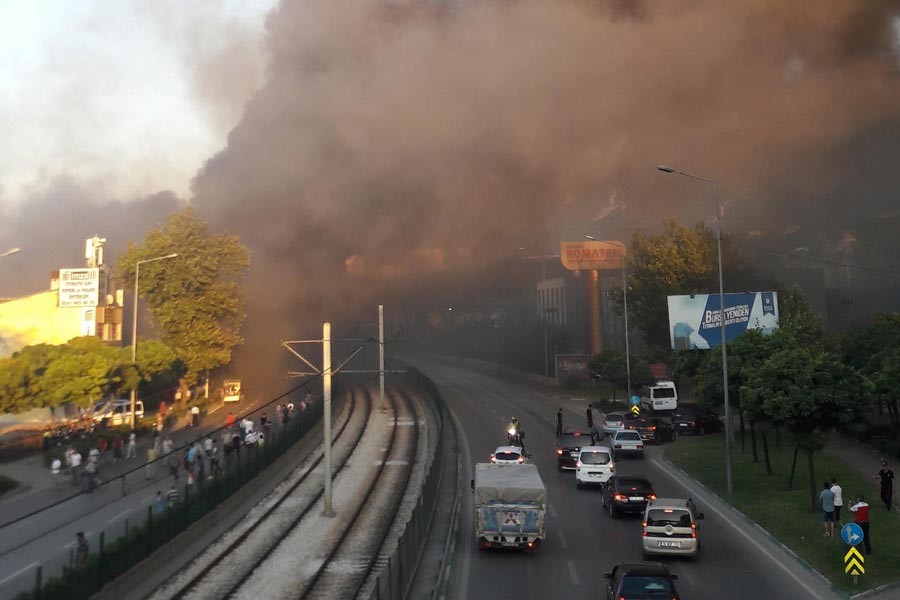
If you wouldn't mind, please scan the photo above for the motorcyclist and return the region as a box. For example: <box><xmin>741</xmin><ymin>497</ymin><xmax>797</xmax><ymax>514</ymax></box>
<box><xmin>507</xmin><ymin>417</ymin><xmax>523</xmax><ymax>446</ymax></box>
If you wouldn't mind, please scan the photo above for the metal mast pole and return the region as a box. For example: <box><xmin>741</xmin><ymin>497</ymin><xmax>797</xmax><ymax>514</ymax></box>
<box><xmin>622</xmin><ymin>257</ymin><xmax>632</xmax><ymax>400</ymax></box>
<box><xmin>379</xmin><ymin>305</ymin><xmax>386</xmax><ymax>411</ymax></box>
<box><xmin>323</xmin><ymin>322</ymin><xmax>333</xmax><ymax>516</ymax></box>
<box><xmin>129</xmin><ymin>263</ymin><xmax>140</xmax><ymax>429</ymax></box>
<box><xmin>714</xmin><ymin>183</ymin><xmax>734</xmax><ymax>495</ymax></box>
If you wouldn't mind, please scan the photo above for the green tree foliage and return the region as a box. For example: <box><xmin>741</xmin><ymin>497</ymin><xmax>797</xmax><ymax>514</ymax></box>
<box><xmin>116</xmin><ymin>208</ymin><xmax>251</xmax><ymax>383</ymax></box>
<box><xmin>0</xmin><ymin>344</ymin><xmax>63</xmax><ymax>413</ymax></box>
<box><xmin>621</xmin><ymin>220</ymin><xmax>763</xmax><ymax>358</ymax></box>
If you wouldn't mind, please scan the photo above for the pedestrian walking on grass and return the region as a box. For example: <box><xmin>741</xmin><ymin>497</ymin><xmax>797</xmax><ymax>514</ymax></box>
<box><xmin>75</xmin><ymin>532</ymin><xmax>89</xmax><ymax>566</ymax></box>
<box><xmin>820</xmin><ymin>481</ymin><xmax>835</xmax><ymax>537</ymax></box>
<box><xmin>556</xmin><ymin>409</ymin><xmax>563</xmax><ymax>437</ymax></box>
<box><xmin>849</xmin><ymin>495</ymin><xmax>872</xmax><ymax>555</ymax></box>
<box><xmin>830</xmin><ymin>477</ymin><xmax>844</xmax><ymax>527</ymax></box>
<box><xmin>586</xmin><ymin>405</ymin><xmax>594</xmax><ymax>430</ymax></box>
<box><xmin>127</xmin><ymin>430</ymin><xmax>137</xmax><ymax>458</ymax></box>
<box><xmin>876</xmin><ymin>461</ymin><xmax>894</xmax><ymax>511</ymax></box>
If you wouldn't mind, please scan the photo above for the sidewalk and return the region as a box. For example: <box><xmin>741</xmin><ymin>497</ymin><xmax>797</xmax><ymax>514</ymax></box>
<box><xmin>824</xmin><ymin>432</ymin><xmax>899</xmax><ymax>511</ymax></box>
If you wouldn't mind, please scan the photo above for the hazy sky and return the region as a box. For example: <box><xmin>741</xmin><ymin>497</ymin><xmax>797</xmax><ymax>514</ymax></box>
<box><xmin>0</xmin><ymin>0</ymin><xmax>276</xmax><ymax>206</ymax></box>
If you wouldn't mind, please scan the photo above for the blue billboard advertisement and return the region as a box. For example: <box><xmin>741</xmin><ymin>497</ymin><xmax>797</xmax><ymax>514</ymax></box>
<box><xmin>667</xmin><ymin>292</ymin><xmax>779</xmax><ymax>350</ymax></box>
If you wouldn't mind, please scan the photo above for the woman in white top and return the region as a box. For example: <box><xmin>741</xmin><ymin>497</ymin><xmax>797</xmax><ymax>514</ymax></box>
<box><xmin>831</xmin><ymin>477</ymin><xmax>844</xmax><ymax>526</ymax></box>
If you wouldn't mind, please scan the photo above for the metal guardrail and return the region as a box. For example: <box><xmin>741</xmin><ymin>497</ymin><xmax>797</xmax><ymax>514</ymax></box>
<box><xmin>364</xmin><ymin>367</ymin><xmax>449</xmax><ymax>600</ymax></box>
<box><xmin>3</xmin><ymin>397</ymin><xmax>324</xmax><ymax>600</ymax></box>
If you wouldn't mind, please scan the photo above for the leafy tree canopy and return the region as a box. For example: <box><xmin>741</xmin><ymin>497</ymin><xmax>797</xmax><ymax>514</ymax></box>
<box><xmin>116</xmin><ymin>208</ymin><xmax>251</xmax><ymax>382</ymax></box>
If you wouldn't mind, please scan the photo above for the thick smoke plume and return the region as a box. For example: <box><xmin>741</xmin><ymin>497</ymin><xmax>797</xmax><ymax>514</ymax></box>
<box><xmin>189</xmin><ymin>0</ymin><xmax>900</xmax><ymax>340</ymax></box>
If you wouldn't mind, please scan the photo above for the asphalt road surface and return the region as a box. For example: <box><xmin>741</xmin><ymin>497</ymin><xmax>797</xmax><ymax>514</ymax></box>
<box><xmin>415</xmin><ymin>359</ymin><xmax>842</xmax><ymax>600</ymax></box>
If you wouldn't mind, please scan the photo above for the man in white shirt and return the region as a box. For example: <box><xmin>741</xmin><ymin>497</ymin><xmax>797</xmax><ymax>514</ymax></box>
<box><xmin>831</xmin><ymin>477</ymin><xmax>844</xmax><ymax>527</ymax></box>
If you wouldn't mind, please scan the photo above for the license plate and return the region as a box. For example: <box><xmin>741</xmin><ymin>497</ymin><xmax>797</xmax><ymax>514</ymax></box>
<box><xmin>629</xmin><ymin>496</ymin><xmax>644</xmax><ymax>501</ymax></box>
<box><xmin>502</xmin><ymin>540</ymin><xmax>518</xmax><ymax>547</ymax></box>
<box><xmin>659</xmin><ymin>541</ymin><xmax>681</xmax><ymax>548</ymax></box>
<box><xmin>590</xmin><ymin>472</ymin><xmax>601</xmax><ymax>477</ymax></box>
<box><xmin>679</xmin><ymin>423</ymin><xmax>689</xmax><ymax>427</ymax></box>
<box><xmin>570</xmin><ymin>452</ymin><xmax>579</xmax><ymax>457</ymax></box>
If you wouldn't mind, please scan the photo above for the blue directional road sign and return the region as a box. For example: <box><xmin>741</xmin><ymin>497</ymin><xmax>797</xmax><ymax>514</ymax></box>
<box><xmin>841</xmin><ymin>523</ymin><xmax>864</xmax><ymax>546</ymax></box>
<box><xmin>630</xmin><ymin>395</ymin><xmax>640</xmax><ymax>406</ymax></box>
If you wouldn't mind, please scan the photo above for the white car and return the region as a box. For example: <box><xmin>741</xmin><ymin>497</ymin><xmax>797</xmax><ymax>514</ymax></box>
<box><xmin>92</xmin><ymin>399</ymin><xmax>145</xmax><ymax>426</ymax></box>
<box><xmin>575</xmin><ymin>445</ymin><xmax>615</xmax><ymax>487</ymax></box>
<box><xmin>490</xmin><ymin>446</ymin><xmax>527</xmax><ymax>465</ymax></box>
<box><xmin>602</xmin><ymin>412</ymin><xmax>626</xmax><ymax>438</ymax></box>
<box><xmin>611</xmin><ymin>430</ymin><xmax>644</xmax><ymax>458</ymax></box>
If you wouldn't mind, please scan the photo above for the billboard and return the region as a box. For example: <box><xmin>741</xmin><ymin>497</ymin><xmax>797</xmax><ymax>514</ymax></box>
<box><xmin>58</xmin><ymin>268</ymin><xmax>100</xmax><ymax>308</ymax></box>
<box><xmin>560</xmin><ymin>241</ymin><xmax>625</xmax><ymax>271</ymax></box>
<box><xmin>556</xmin><ymin>354</ymin><xmax>592</xmax><ymax>381</ymax></box>
<box><xmin>667</xmin><ymin>292</ymin><xmax>779</xmax><ymax>350</ymax></box>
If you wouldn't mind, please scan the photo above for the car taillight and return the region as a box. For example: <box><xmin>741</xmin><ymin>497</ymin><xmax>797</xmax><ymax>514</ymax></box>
<box><xmin>610</xmin><ymin>464</ymin><xmax>615</xmax><ymax>472</ymax></box>
<box><xmin>518</xmin><ymin>456</ymin><xmax>525</xmax><ymax>463</ymax></box>
<box><xmin>642</xmin><ymin>522</ymin><xmax>648</xmax><ymax>536</ymax></box>
<box><xmin>490</xmin><ymin>455</ymin><xmax>495</xmax><ymax>462</ymax></box>
<box><xmin>637</xmin><ymin>445</ymin><xmax>643</xmax><ymax>449</ymax></box>
<box><xmin>614</xmin><ymin>493</ymin><xmax>626</xmax><ymax>501</ymax></box>
<box><xmin>649</xmin><ymin>425</ymin><xmax>656</xmax><ymax>431</ymax></box>
<box><xmin>647</xmin><ymin>494</ymin><xmax>657</xmax><ymax>500</ymax></box>
<box><xmin>692</xmin><ymin>531</ymin><xmax>697</xmax><ymax>539</ymax></box>
<box><xmin>557</xmin><ymin>449</ymin><xmax>563</xmax><ymax>455</ymax></box>
<box><xmin>691</xmin><ymin>421</ymin><xmax>696</xmax><ymax>427</ymax></box>
<box><xmin>575</xmin><ymin>460</ymin><xmax>582</xmax><ymax>468</ymax></box>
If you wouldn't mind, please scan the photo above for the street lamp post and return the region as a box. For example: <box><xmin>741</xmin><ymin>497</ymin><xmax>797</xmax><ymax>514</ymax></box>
<box><xmin>130</xmin><ymin>253</ymin><xmax>178</xmax><ymax>428</ymax></box>
<box><xmin>585</xmin><ymin>237</ymin><xmax>632</xmax><ymax>399</ymax></box>
<box><xmin>657</xmin><ymin>164</ymin><xmax>733</xmax><ymax>494</ymax></box>
<box><xmin>0</xmin><ymin>247</ymin><xmax>21</xmax><ymax>258</ymax></box>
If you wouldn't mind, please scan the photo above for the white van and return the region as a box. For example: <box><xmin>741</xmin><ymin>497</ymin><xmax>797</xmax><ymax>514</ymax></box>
<box><xmin>640</xmin><ymin>381</ymin><xmax>678</xmax><ymax>412</ymax></box>
<box><xmin>93</xmin><ymin>399</ymin><xmax>144</xmax><ymax>426</ymax></box>
<box><xmin>575</xmin><ymin>446</ymin><xmax>615</xmax><ymax>487</ymax></box>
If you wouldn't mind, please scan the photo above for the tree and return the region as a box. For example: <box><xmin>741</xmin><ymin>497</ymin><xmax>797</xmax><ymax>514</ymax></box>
<box><xmin>745</xmin><ymin>344</ymin><xmax>868</xmax><ymax>510</ymax></box>
<box><xmin>590</xmin><ymin>349</ymin><xmax>627</xmax><ymax>401</ymax></box>
<box><xmin>841</xmin><ymin>313</ymin><xmax>900</xmax><ymax>439</ymax></box>
<box><xmin>619</xmin><ymin>220</ymin><xmax>760</xmax><ymax>358</ymax></box>
<box><xmin>116</xmin><ymin>208</ymin><xmax>251</xmax><ymax>383</ymax></box>
<box><xmin>0</xmin><ymin>344</ymin><xmax>65</xmax><ymax>415</ymax></box>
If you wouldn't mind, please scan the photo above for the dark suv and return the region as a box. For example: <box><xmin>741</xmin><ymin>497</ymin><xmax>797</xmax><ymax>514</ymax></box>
<box><xmin>556</xmin><ymin>431</ymin><xmax>598</xmax><ymax>470</ymax></box>
<box><xmin>672</xmin><ymin>404</ymin><xmax>721</xmax><ymax>435</ymax></box>
<box><xmin>601</xmin><ymin>475</ymin><xmax>657</xmax><ymax>518</ymax></box>
<box><xmin>604</xmin><ymin>562</ymin><xmax>680</xmax><ymax>600</ymax></box>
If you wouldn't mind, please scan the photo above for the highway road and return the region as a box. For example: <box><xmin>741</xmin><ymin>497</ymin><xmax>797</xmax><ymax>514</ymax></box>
<box><xmin>415</xmin><ymin>359</ymin><xmax>843</xmax><ymax>600</ymax></box>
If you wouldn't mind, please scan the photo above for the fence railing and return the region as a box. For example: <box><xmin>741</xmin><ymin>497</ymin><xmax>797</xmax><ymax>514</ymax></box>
<box><xmin>365</xmin><ymin>367</ymin><xmax>450</xmax><ymax>600</ymax></box>
<box><xmin>3</xmin><ymin>397</ymin><xmax>324</xmax><ymax>600</ymax></box>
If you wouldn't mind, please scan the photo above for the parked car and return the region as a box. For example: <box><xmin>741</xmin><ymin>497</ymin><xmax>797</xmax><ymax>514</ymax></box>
<box><xmin>601</xmin><ymin>475</ymin><xmax>657</xmax><ymax>518</ymax></box>
<box><xmin>604</xmin><ymin>562</ymin><xmax>680</xmax><ymax>600</ymax></box>
<box><xmin>491</xmin><ymin>446</ymin><xmax>527</xmax><ymax>465</ymax></box>
<box><xmin>556</xmin><ymin>431</ymin><xmax>598</xmax><ymax>470</ymax></box>
<box><xmin>611</xmin><ymin>430</ymin><xmax>644</xmax><ymax>458</ymax></box>
<box><xmin>601</xmin><ymin>412</ymin><xmax>627</xmax><ymax>438</ymax></box>
<box><xmin>642</xmin><ymin>498</ymin><xmax>704</xmax><ymax>560</ymax></box>
<box><xmin>575</xmin><ymin>445</ymin><xmax>615</xmax><ymax>488</ymax></box>
<box><xmin>626</xmin><ymin>417</ymin><xmax>676</xmax><ymax>445</ymax></box>
<box><xmin>672</xmin><ymin>403</ymin><xmax>721</xmax><ymax>435</ymax></box>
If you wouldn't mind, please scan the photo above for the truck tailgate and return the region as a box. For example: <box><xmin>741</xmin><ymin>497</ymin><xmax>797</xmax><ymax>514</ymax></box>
<box><xmin>478</xmin><ymin>506</ymin><xmax>544</xmax><ymax>535</ymax></box>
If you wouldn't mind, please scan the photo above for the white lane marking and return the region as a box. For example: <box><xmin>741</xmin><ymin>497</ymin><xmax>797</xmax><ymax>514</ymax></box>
<box><xmin>0</xmin><ymin>561</ymin><xmax>40</xmax><ymax>586</ymax></box>
<box><xmin>548</xmin><ymin>502</ymin><xmax>557</xmax><ymax>518</ymax></box>
<box><xmin>558</xmin><ymin>530</ymin><xmax>568</xmax><ymax>549</ymax></box>
<box><xmin>108</xmin><ymin>508</ymin><xmax>132</xmax><ymax>524</ymax></box>
<box><xmin>649</xmin><ymin>457</ymin><xmax>826</xmax><ymax>599</ymax></box>
<box><xmin>567</xmin><ymin>559</ymin><xmax>580</xmax><ymax>586</ymax></box>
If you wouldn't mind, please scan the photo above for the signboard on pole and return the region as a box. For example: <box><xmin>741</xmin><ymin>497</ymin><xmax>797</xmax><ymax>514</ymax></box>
<box><xmin>841</xmin><ymin>523</ymin><xmax>864</xmax><ymax>546</ymax></box>
<box><xmin>844</xmin><ymin>546</ymin><xmax>865</xmax><ymax>576</ymax></box>
<box><xmin>556</xmin><ymin>354</ymin><xmax>592</xmax><ymax>382</ymax></box>
<box><xmin>667</xmin><ymin>292</ymin><xmax>779</xmax><ymax>350</ymax></box>
<box><xmin>58</xmin><ymin>268</ymin><xmax>100</xmax><ymax>308</ymax></box>
<box><xmin>560</xmin><ymin>241</ymin><xmax>625</xmax><ymax>271</ymax></box>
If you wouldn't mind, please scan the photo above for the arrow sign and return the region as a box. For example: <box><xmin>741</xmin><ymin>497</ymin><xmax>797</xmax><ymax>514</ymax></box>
<box><xmin>630</xmin><ymin>405</ymin><xmax>641</xmax><ymax>416</ymax></box>
<box><xmin>844</xmin><ymin>546</ymin><xmax>865</xmax><ymax>575</ymax></box>
<box><xmin>841</xmin><ymin>523</ymin><xmax>864</xmax><ymax>546</ymax></box>
<box><xmin>630</xmin><ymin>395</ymin><xmax>640</xmax><ymax>406</ymax></box>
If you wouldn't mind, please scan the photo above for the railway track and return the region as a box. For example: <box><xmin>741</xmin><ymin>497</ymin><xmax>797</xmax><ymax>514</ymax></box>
<box><xmin>157</xmin><ymin>381</ymin><xmax>425</xmax><ymax>600</ymax></box>
<box><xmin>159</xmin><ymin>386</ymin><xmax>370</xmax><ymax>599</ymax></box>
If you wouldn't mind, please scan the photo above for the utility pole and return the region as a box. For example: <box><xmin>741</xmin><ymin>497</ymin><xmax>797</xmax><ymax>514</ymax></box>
<box><xmin>379</xmin><ymin>305</ymin><xmax>386</xmax><ymax>411</ymax></box>
<box><xmin>322</xmin><ymin>322</ymin><xmax>333</xmax><ymax>517</ymax></box>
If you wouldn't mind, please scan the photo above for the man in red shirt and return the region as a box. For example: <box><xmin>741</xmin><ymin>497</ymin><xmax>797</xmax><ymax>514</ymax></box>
<box><xmin>849</xmin><ymin>495</ymin><xmax>872</xmax><ymax>555</ymax></box>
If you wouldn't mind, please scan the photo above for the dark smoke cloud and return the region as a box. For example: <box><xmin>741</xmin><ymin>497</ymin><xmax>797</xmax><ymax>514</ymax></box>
<box><xmin>178</xmin><ymin>0</ymin><xmax>900</xmax><ymax>337</ymax></box>
<box><xmin>0</xmin><ymin>179</ymin><xmax>180</xmax><ymax>297</ymax></box>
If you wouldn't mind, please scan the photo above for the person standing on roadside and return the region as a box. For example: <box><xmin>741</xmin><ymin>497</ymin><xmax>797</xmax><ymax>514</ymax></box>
<box><xmin>556</xmin><ymin>409</ymin><xmax>563</xmax><ymax>437</ymax></box>
<box><xmin>75</xmin><ymin>532</ymin><xmax>89</xmax><ymax>566</ymax></box>
<box><xmin>831</xmin><ymin>477</ymin><xmax>844</xmax><ymax>527</ymax></box>
<box><xmin>153</xmin><ymin>491</ymin><xmax>166</xmax><ymax>514</ymax></box>
<box><xmin>820</xmin><ymin>481</ymin><xmax>835</xmax><ymax>537</ymax></box>
<box><xmin>226</xmin><ymin>411</ymin><xmax>235</xmax><ymax>429</ymax></box>
<box><xmin>146</xmin><ymin>444</ymin><xmax>158</xmax><ymax>480</ymax></box>
<box><xmin>127</xmin><ymin>430</ymin><xmax>137</xmax><ymax>458</ymax></box>
<box><xmin>849</xmin><ymin>495</ymin><xmax>872</xmax><ymax>555</ymax></box>
<box><xmin>112</xmin><ymin>433</ymin><xmax>123</xmax><ymax>464</ymax></box>
<box><xmin>586</xmin><ymin>404</ymin><xmax>594</xmax><ymax>429</ymax></box>
<box><xmin>876</xmin><ymin>461</ymin><xmax>894</xmax><ymax>511</ymax></box>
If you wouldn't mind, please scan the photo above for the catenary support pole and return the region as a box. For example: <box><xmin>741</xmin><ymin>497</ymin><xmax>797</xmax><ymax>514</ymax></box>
<box><xmin>379</xmin><ymin>305</ymin><xmax>386</xmax><ymax>411</ymax></box>
<box><xmin>323</xmin><ymin>322</ymin><xmax>333</xmax><ymax>517</ymax></box>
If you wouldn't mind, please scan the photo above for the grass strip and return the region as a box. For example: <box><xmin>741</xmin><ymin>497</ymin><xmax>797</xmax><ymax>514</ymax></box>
<box><xmin>666</xmin><ymin>432</ymin><xmax>900</xmax><ymax>594</ymax></box>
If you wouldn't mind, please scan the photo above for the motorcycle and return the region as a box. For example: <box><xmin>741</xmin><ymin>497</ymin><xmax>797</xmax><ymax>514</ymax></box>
<box><xmin>507</xmin><ymin>425</ymin><xmax>525</xmax><ymax>448</ymax></box>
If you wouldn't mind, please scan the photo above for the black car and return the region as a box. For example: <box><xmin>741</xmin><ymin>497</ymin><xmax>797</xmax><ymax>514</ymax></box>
<box><xmin>672</xmin><ymin>403</ymin><xmax>721</xmax><ymax>435</ymax></box>
<box><xmin>625</xmin><ymin>417</ymin><xmax>676</xmax><ymax>445</ymax></box>
<box><xmin>556</xmin><ymin>430</ymin><xmax>598</xmax><ymax>470</ymax></box>
<box><xmin>604</xmin><ymin>562</ymin><xmax>680</xmax><ymax>600</ymax></box>
<box><xmin>601</xmin><ymin>475</ymin><xmax>656</xmax><ymax>518</ymax></box>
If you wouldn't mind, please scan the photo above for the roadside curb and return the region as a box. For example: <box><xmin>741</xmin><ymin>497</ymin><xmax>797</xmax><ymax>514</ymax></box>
<box><xmin>435</xmin><ymin>406</ymin><xmax>463</xmax><ymax>600</ymax></box>
<box><xmin>851</xmin><ymin>580</ymin><xmax>900</xmax><ymax>599</ymax></box>
<box><xmin>658</xmin><ymin>453</ymin><xmax>849</xmax><ymax>596</ymax></box>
